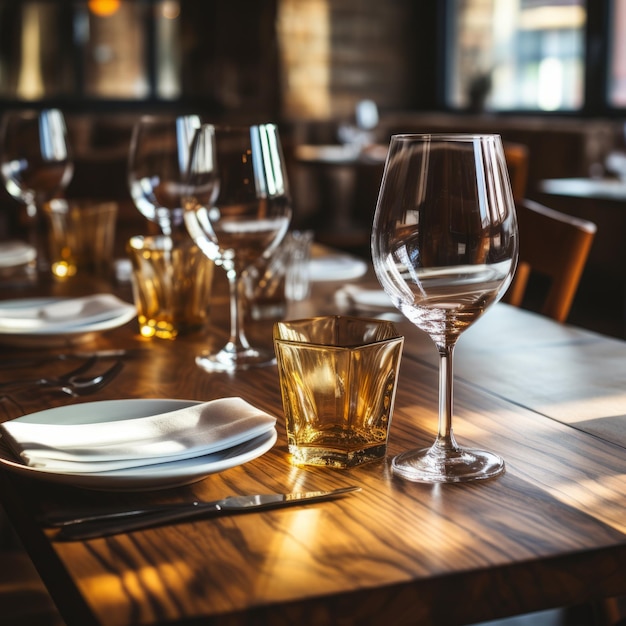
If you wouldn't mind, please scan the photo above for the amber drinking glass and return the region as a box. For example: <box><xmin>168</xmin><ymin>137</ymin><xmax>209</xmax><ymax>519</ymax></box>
<box><xmin>43</xmin><ymin>199</ymin><xmax>118</xmax><ymax>279</ymax></box>
<box><xmin>127</xmin><ymin>235</ymin><xmax>213</xmax><ymax>340</ymax></box>
<box><xmin>274</xmin><ymin>316</ymin><xmax>404</xmax><ymax>468</ymax></box>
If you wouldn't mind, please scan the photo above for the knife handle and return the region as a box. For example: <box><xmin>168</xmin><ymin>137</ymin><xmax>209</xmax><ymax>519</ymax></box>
<box><xmin>41</xmin><ymin>500</ymin><xmax>210</xmax><ymax>527</ymax></box>
<box><xmin>55</xmin><ymin>504</ymin><xmax>221</xmax><ymax>541</ymax></box>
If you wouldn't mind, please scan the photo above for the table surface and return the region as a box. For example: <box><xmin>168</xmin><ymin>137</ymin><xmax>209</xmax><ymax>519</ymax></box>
<box><xmin>538</xmin><ymin>177</ymin><xmax>626</xmax><ymax>202</ymax></box>
<box><xmin>1</xmin><ymin>259</ymin><xmax>626</xmax><ymax>626</ymax></box>
<box><xmin>294</xmin><ymin>143</ymin><xmax>388</xmax><ymax>166</ymax></box>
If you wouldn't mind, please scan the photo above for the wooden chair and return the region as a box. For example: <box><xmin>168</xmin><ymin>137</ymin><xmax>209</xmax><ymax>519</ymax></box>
<box><xmin>505</xmin><ymin>198</ymin><xmax>597</xmax><ymax>323</ymax></box>
<box><xmin>503</xmin><ymin>141</ymin><xmax>529</xmax><ymax>201</ymax></box>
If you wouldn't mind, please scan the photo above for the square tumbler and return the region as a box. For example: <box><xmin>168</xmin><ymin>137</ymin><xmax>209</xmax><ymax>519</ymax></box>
<box><xmin>274</xmin><ymin>316</ymin><xmax>404</xmax><ymax>468</ymax></box>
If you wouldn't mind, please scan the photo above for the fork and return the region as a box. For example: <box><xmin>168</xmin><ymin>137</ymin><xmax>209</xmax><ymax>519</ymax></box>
<box><xmin>0</xmin><ymin>359</ymin><xmax>124</xmax><ymax>415</ymax></box>
<box><xmin>0</xmin><ymin>357</ymin><xmax>99</xmax><ymax>392</ymax></box>
<box><xmin>0</xmin><ymin>357</ymin><xmax>122</xmax><ymax>395</ymax></box>
<box><xmin>44</xmin><ymin>359</ymin><xmax>124</xmax><ymax>397</ymax></box>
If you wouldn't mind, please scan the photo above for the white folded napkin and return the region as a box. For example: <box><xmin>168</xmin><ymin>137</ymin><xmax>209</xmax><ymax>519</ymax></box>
<box><xmin>0</xmin><ymin>397</ymin><xmax>277</xmax><ymax>474</ymax></box>
<box><xmin>0</xmin><ymin>294</ymin><xmax>135</xmax><ymax>331</ymax></box>
<box><xmin>335</xmin><ymin>285</ymin><xmax>394</xmax><ymax>312</ymax></box>
<box><xmin>309</xmin><ymin>255</ymin><xmax>367</xmax><ymax>282</ymax></box>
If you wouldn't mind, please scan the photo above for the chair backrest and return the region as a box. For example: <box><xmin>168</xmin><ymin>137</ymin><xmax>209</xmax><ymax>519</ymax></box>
<box><xmin>503</xmin><ymin>142</ymin><xmax>529</xmax><ymax>201</ymax></box>
<box><xmin>505</xmin><ymin>198</ymin><xmax>597</xmax><ymax>322</ymax></box>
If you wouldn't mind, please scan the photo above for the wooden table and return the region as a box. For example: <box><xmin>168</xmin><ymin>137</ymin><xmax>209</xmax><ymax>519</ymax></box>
<box><xmin>1</xmin><ymin>265</ymin><xmax>626</xmax><ymax>626</ymax></box>
<box><xmin>538</xmin><ymin>177</ymin><xmax>626</xmax><ymax>202</ymax></box>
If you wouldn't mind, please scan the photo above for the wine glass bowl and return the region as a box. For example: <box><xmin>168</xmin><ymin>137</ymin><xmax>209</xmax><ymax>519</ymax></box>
<box><xmin>128</xmin><ymin>114</ymin><xmax>203</xmax><ymax>236</ymax></box>
<box><xmin>185</xmin><ymin>123</ymin><xmax>291</xmax><ymax>372</ymax></box>
<box><xmin>0</xmin><ymin>109</ymin><xmax>73</xmax><ymax>268</ymax></box>
<box><xmin>372</xmin><ymin>134</ymin><xmax>518</xmax><ymax>483</ymax></box>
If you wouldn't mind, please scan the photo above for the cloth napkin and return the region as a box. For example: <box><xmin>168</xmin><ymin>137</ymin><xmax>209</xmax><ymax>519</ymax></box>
<box><xmin>309</xmin><ymin>255</ymin><xmax>367</xmax><ymax>282</ymax></box>
<box><xmin>335</xmin><ymin>285</ymin><xmax>394</xmax><ymax>312</ymax></box>
<box><xmin>0</xmin><ymin>398</ymin><xmax>277</xmax><ymax>474</ymax></box>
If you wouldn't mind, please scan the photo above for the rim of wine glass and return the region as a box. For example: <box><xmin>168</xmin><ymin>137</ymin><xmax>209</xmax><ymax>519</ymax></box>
<box><xmin>133</xmin><ymin>118</ymin><xmax>280</xmax><ymax>131</ymax></box>
<box><xmin>210</xmin><ymin>122</ymin><xmax>280</xmax><ymax>132</ymax></box>
<box><xmin>390</xmin><ymin>133</ymin><xmax>503</xmax><ymax>142</ymax></box>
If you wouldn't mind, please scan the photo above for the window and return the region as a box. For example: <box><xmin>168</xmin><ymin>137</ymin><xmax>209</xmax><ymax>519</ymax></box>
<box><xmin>0</xmin><ymin>0</ymin><xmax>181</xmax><ymax>102</ymax></box>
<box><xmin>447</xmin><ymin>0</ymin><xmax>586</xmax><ymax>112</ymax></box>
<box><xmin>79</xmin><ymin>2</ymin><xmax>150</xmax><ymax>99</ymax></box>
<box><xmin>608</xmin><ymin>0</ymin><xmax>626</xmax><ymax>107</ymax></box>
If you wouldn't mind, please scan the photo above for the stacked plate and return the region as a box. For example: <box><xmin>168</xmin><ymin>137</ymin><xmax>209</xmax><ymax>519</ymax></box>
<box><xmin>0</xmin><ymin>398</ymin><xmax>278</xmax><ymax>491</ymax></box>
<box><xmin>0</xmin><ymin>241</ymin><xmax>37</xmax><ymax>284</ymax></box>
<box><xmin>0</xmin><ymin>293</ymin><xmax>136</xmax><ymax>347</ymax></box>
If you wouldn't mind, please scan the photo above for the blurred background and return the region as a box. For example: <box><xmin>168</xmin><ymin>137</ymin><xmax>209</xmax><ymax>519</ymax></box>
<box><xmin>0</xmin><ymin>0</ymin><xmax>624</xmax><ymax>336</ymax></box>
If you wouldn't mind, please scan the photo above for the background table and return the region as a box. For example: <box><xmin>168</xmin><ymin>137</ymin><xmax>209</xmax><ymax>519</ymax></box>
<box><xmin>536</xmin><ymin>177</ymin><xmax>626</xmax><ymax>339</ymax></box>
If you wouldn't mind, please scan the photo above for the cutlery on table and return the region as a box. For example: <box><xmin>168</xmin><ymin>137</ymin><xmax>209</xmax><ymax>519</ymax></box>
<box><xmin>0</xmin><ymin>357</ymin><xmax>98</xmax><ymax>389</ymax></box>
<box><xmin>0</xmin><ymin>349</ymin><xmax>138</xmax><ymax>369</ymax></box>
<box><xmin>45</xmin><ymin>486</ymin><xmax>361</xmax><ymax>541</ymax></box>
<box><xmin>0</xmin><ymin>358</ymin><xmax>123</xmax><ymax>396</ymax></box>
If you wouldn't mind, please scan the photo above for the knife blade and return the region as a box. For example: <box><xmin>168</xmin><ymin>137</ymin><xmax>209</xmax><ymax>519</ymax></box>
<box><xmin>50</xmin><ymin>486</ymin><xmax>361</xmax><ymax>541</ymax></box>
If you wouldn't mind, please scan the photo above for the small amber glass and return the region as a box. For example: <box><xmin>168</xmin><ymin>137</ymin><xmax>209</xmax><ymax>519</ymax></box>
<box><xmin>274</xmin><ymin>316</ymin><xmax>404</xmax><ymax>468</ymax></box>
<box><xmin>127</xmin><ymin>235</ymin><xmax>213</xmax><ymax>339</ymax></box>
<box><xmin>43</xmin><ymin>199</ymin><xmax>118</xmax><ymax>279</ymax></box>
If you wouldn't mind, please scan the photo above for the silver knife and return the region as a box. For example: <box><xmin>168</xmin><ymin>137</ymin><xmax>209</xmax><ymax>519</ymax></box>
<box><xmin>50</xmin><ymin>486</ymin><xmax>361</xmax><ymax>541</ymax></box>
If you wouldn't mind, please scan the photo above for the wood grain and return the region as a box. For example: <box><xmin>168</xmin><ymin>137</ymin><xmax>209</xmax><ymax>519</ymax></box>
<box><xmin>1</xmin><ymin>270</ymin><xmax>626</xmax><ymax>625</ymax></box>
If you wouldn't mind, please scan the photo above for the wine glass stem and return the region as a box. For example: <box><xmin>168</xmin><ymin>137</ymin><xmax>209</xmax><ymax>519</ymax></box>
<box><xmin>436</xmin><ymin>343</ymin><xmax>459</xmax><ymax>452</ymax></box>
<box><xmin>226</xmin><ymin>267</ymin><xmax>252</xmax><ymax>353</ymax></box>
<box><xmin>25</xmin><ymin>203</ymin><xmax>38</xmax><ymax>249</ymax></box>
<box><xmin>25</xmin><ymin>201</ymin><xmax>48</xmax><ymax>272</ymax></box>
<box><xmin>26</xmin><ymin>201</ymin><xmax>37</xmax><ymax>220</ymax></box>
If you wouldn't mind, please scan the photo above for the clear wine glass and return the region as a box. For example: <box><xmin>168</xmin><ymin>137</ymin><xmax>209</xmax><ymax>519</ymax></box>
<box><xmin>184</xmin><ymin>124</ymin><xmax>292</xmax><ymax>372</ymax></box>
<box><xmin>0</xmin><ymin>109</ymin><xmax>74</xmax><ymax>269</ymax></box>
<box><xmin>371</xmin><ymin>134</ymin><xmax>518</xmax><ymax>483</ymax></box>
<box><xmin>128</xmin><ymin>114</ymin><xmax>203</xmax><ymax>237</ymax></box>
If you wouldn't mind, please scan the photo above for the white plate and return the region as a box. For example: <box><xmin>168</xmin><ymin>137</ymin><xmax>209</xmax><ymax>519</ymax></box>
<box><xmin>309</xmin><ymin>255</ymin><xmax>368</xmax><ymax>282</ymax></box>
<box><xmin>0</xmin><ymin>296</ymin><xmax>136</xmax><ymax>347</ymax></box>
<box><xmin>0</xmin><ymin>399</ymin><xmax>277</xmax><ymax>491</ymax></box>
<box><xmin>0</xmin><ymin>241</ymin><xmax>36</xmax><ymax>268</ymax></box>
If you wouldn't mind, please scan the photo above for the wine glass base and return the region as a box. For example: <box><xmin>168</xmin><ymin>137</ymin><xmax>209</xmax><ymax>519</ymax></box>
<box><xmin>391</xmin><ymin>445</ymin><xmax>505</xmax><ymax>483</ymax></box>
<box><xmin>195</xmin><ymin>347</ymin><xmax>276</xmax><ymax>373</ymax></box>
